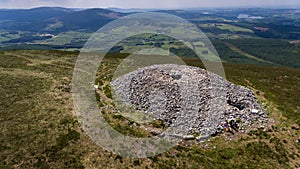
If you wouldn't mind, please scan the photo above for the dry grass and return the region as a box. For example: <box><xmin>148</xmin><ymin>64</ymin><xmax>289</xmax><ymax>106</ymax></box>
<box><xmin>0</xmin><ymin>50</ymin><xmax>299</xmax><ymax>168</ymax></box>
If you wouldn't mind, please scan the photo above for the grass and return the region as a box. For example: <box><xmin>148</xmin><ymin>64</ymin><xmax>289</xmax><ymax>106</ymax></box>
<box><xmin>211</xmin><ymin>40</ymin><xmax>270</xmax><ymax>65</ymax></box>
<box><xmin>227</xmin><ymin>39</ymin><xmax>300</xmax><ymax>68</ymax></box>
<box><xmin>199</xmin><ymin>23</ymin><xmax>254</xmax><ymax>33</ymax></box>
<box><xmin>222</xmin><ymin>63</ymin><xmax>300</xmax><ymax>125</ymax></box>
<box><xmin>34</xmin><ymin>31</ymin><xmax>92</xmax><ymax>46</ymax></box>
<box><xmin>114</xmin><ymin>33</ymin><xmax>225</xmax><ymax>63</ymax></box>
<box><xmin>0</xmin><ymin>31</ymin><xmax>21</xmax><ymax>43</ymax></box>
<box><xmin>223</xmin><ymin>42</ymin><xmax>274</xmax><ymax>64</ymax></box>
<box><xmin>0</xmin><ymin>50</ymin><xmax>299</xmax><ymax>168</ymax></box>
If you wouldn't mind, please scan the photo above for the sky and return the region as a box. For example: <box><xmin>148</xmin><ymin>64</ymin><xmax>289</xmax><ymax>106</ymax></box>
<box><xmin>0</xmin><ymin>0</ymin><xmax>300</xmax><ymax>9</ymax></box>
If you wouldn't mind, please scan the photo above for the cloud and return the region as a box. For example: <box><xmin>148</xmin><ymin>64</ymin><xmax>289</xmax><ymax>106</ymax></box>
<box><xmin>0</xmin><ymin>0</ymin><xmax>300</xmax><ymax>9</ymax></box>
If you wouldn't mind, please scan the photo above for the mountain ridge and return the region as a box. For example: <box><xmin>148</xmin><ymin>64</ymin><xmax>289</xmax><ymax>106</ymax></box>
<box><xmin>0</xmin><ymin>7</ymin><xmax>126</xmax><ymax>32</ymax></box>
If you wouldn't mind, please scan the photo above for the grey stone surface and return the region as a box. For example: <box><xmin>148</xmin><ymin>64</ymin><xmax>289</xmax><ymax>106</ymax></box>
<box><xmin>111</xmin><ymin>64</ymin><xmax>270</xmax><ymax>137</ymax></box>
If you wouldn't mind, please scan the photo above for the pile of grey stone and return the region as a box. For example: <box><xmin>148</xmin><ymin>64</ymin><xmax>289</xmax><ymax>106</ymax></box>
<box><xmin>111</xmin><ymin>64</ymin><xmax>270</xmax><ymax>138</ymax></box>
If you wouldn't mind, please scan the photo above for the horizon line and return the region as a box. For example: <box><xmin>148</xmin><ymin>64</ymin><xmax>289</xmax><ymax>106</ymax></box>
<box><xmin>1</xmin><ymin>6</ymin><xmax>300</xmax><ymax>10</ymax></box>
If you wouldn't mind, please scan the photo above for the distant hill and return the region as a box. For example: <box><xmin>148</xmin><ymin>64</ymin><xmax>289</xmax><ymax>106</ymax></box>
<box><xmin>0</xmin><ymin>7</ymin><xmax>74</xmax><ymax>21</ymax></box>
<box><xmin>108</xmin><ymin>7</ymin><xmax>157</xmax><ymax>13</ymax></box>
<box><xmin>0</xmin><ymin>7</ymin><xmax>215</xmax><ymax>33</ymax></box>
<box><xmin>51</xmin><ymin>8</ymin><xmax>127</xmax><ymax>32</ymax></box>
<box><xmin>0</xmin><ymin>7</ymin><xmax>126</xmax><ymax>33</ymax></box>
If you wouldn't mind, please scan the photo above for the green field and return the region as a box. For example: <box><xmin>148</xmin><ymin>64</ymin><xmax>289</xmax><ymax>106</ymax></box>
<box><xmin>199</xmin><ymin>23</ymin><xmax>254</xmax><ymax>33</ymax></box>
<box><xmin>0</xmin><ymin>31</ymin><xmax>22</xmax><ymax>43</ymax></box>
<box><xmin>1</xmin><ymin>8</ymin><xmax>300</xmax><ymax>168</ymax></box>
<box><xmin>226</xmin><ymin>39</ymin><xmax>300</xmax><ymax>68</ymax></box>
<box><xmin>0</xmin><ymin>50</ymin><xmax>299</xmax><ymax>168</ymax></box>
<box><xmin>34</xmin><ymin>31</ymin><xmax>92</xmax><ymax>46</ymax></box>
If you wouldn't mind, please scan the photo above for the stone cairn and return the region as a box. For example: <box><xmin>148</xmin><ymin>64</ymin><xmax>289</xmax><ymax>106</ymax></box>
<box><xmin>111</xmin><ymin>64</ymin><xmax>270</xmax><ymax>140</ymax></box>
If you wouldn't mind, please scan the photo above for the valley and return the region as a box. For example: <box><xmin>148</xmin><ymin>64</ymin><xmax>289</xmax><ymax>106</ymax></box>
<box><xmin>0</xmin><ymin>6</ymin><xmax>300</xmax><ymax>169</ymax></box>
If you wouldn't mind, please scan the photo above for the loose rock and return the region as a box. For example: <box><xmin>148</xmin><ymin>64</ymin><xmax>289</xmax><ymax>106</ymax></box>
<box><xmin>111</xmin><ymin>64</ymin><xmax>270</xmax><ymax>138</ymax></box>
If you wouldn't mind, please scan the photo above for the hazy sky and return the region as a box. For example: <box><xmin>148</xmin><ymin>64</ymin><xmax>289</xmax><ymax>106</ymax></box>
<box><xmin>1</xmin><ymin>0</ymin><xmax>300</xmax><ymax>9</ymax></box>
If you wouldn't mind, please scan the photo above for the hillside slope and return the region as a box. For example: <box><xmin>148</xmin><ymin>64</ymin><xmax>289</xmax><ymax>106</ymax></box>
<box><xmin>0</xmin><ymin>50</ymin><xmax>299</xmax><ymax>168</ymax></box>
<box><xmin>0</xmin><ymin>8</ymin><xmax>125</xmax><ymax>32</ymax></box>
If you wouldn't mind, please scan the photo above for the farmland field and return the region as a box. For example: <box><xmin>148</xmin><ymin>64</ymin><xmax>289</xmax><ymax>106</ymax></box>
<box><xmin>1</xmin><ymin>6</ymin><xmax>300</xmax><ymax>169</ymax></box>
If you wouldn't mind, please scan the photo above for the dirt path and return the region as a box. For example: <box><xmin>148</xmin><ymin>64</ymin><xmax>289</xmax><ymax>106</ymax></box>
<box><xmin>95</xmin><ymin>88</ymin><xmax>112</xmax><ymax>104</ymax></box>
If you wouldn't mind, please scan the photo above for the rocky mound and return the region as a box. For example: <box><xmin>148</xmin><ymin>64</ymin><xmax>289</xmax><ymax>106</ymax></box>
<box><xmin>111</xmin><ymin>64</ymin><xmax>270</xmax><ymax>137</ymax></box>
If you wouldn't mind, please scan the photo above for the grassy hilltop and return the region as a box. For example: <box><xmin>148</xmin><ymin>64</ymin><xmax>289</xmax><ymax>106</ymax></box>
<box><xmin>0</xmin><ymin>50</ymin><xmax>299</xmax><ymax>168</ymax></box>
